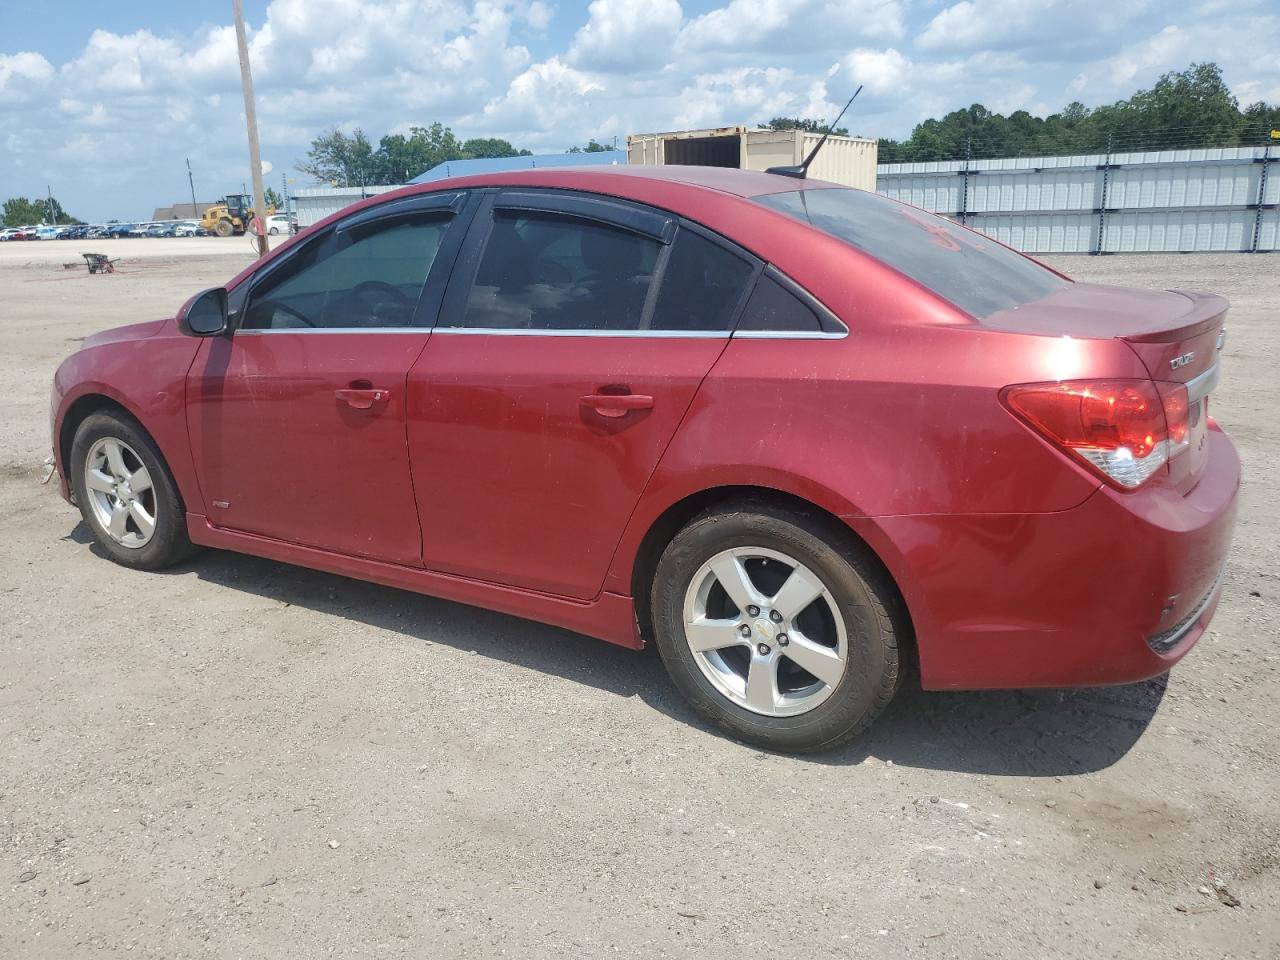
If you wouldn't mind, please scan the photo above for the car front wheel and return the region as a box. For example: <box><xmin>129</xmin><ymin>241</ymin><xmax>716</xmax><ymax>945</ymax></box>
<box><xmin>69</xmin><ymin>412</ymin><xmax>195</xmax><ymax>570</ymax></box>
<box><xmin>652</xmin><ymin>502</ymin><xmax>904</xmax><ymax>753</ymax></box>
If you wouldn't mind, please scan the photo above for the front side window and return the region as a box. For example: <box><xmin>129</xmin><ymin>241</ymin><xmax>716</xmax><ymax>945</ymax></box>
<box><xmin>756</xmin><ymin>188</ymin><xmax>1066</xmax><ymax>318</ymax></box>
<box><xmin>454</xmin><ymin>211</ymin><xmax>660</xmax><ymax>331</ymax></box>
<box><xmin>243</xmin><ymin>216</ymin><xmax>450</xmax><ymax>329</ymax></box>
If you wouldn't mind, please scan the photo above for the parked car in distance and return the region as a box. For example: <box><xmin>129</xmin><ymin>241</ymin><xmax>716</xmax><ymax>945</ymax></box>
<box><xmin>173</xmin><ymin>221</ymin><xmax>200</xmax><ymax>237</ymax></box>
<box><xmin>106</xmin><ymin>223</ymin><xmax>134</xmax><ymax>238</ymax></box>
<box><xmin>0</xmin><ymin>227</ymin><xmax>25</xmax><ymax>241</ymax></box>
<box><xmin>49</xmin><ymin>166</ymin><xmax>1240</xmax><ymax>753</ymax></box>
<box><xmin>85</xmin><ymin>225</ymin><xmax>109</xmax><ymax>239</ymax></box>
<box><xmin>146</xmin><ymin>223</ymin><xmax>176</xmax><ymax>238</ymax></box>
<box><xmin>35</xmin><ymin>225</ymin><xmax>62</xmax><ymax>240</ymax></box>
<box><xmin>265</xmin><ymin>214</ymin><xmax>293</xmax><ymax>236</ymax></box>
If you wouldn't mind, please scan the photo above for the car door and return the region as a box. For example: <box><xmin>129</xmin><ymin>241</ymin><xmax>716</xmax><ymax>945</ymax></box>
<box><xmin>186</xmin><ymin>191</ymin><xmax>473</xmax><ymax>565</ymax></box>
<box><xmin>407</xmin><ymin>190</ymin><xmax>759</xmax><ymax>599</ymax></box>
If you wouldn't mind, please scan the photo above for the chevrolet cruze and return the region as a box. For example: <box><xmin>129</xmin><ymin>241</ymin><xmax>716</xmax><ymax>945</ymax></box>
<box><xmin>50</xmin><ymin>166</ymin><xmax>1240</xmax><ymax>752</ymax></box>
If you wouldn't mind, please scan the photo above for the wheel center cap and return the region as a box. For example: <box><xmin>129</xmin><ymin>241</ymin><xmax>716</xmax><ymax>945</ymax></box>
<box><xmin>752</xmin><ymin>618</ymin><xmax>776</xmax><ymax>644</ymax></box>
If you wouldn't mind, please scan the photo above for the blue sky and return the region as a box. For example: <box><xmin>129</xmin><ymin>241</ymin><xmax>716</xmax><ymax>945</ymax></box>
<box><xmin>3</xmin><ymin>0</ymin><xmax>1278</xmax><ymax>222</ymax></box>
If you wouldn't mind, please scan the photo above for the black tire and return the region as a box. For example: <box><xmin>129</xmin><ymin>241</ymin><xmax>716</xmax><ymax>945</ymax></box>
<box><xmin>651</xmin><ymin>501</ymin><xmax>903</xmax><ymax>753</ymax></box>
<box><xmin>213</xmin><ymin>219</ymin><xmax>234</xmax><ymax>238</ymax></box>
<box><xmin>69</xmin><ymin>411</ymin><xmax>195</xmax><ymax>571</ymax></box>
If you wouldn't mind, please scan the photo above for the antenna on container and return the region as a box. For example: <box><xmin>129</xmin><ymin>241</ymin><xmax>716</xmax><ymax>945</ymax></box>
<box><xmin>766</xmin><ymin>85</ymin><xmax>863</xmax><ymax>179</ymax></box>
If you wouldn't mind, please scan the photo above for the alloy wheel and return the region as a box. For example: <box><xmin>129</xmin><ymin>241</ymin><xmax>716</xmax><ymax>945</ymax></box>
<box><xmin>682</xmin><ymin>546</ymin><xmax>848</xmax><ymax>717</ymax></box>
<box><xmin>83</xmin><ymin>437</ymin><xmax>158</xmax><ymax>549</ymax></box>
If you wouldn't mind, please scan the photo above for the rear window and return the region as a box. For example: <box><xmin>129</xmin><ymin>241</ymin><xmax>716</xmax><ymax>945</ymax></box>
<box><xmin>755</xmin><ymin>189</ymin><xmax>1065</xmax><ymax>318</ymax></box>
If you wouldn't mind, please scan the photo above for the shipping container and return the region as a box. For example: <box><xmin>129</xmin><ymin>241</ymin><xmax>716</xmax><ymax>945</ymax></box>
<box><xmin>627</xmin><ymin>127</ymin><xmax>878</xmax><ymax>189</ymax></box>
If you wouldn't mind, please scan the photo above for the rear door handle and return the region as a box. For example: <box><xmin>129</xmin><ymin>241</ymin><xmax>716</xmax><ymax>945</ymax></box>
<box><xmin>335</xmin><ymin>386</ymin><xmax>391</xmax><ymax>410</ymax></box>
<box><xmin>580</xmin><ymin>392</ymin><xmax>654</xmax><ymax>419</ymax></box>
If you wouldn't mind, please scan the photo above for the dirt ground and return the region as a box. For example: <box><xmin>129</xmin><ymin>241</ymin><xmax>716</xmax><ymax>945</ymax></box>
<box><xmin>1</xmin><ymin>240</ymin><xmax>1277</xmax><ymax>959</ymax></box>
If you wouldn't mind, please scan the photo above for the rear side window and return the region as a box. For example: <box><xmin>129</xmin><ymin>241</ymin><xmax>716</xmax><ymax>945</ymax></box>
<box><xmin>455</xmin><ymin>211</ymin><xmax>660</xmax><ymax>331</ymax></box>
<box><xmin>649</xmin><ymin>228</ymin><xmax>755</xmax><ymax>331</ymax></box>
<box><xmin>755</xmin><ymin>189</ymin><xmax>1065</xmax><ymax>318</ymax></box>
<box><xmin>736</xmin><ymin>274</ymin><xmax>824</xmax><ymax>333</ymax></box>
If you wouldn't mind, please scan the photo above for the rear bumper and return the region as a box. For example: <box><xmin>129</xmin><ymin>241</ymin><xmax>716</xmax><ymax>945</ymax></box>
<box><xmin>848</xmin><ymin>423</ymin><xmax>1241</xmax><ymax>690</ymax></box>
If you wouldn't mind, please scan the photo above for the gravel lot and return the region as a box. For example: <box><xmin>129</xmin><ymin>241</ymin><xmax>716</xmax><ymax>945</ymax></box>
<box><xmin>2</xmin><ymin>240</ymin><xmax>1277</xmax><ymax>958</ymax></box>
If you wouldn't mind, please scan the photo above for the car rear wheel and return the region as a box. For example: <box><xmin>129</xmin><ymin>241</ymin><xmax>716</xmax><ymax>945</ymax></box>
<box><xmin>651</xmin><ymin>502</ymin><xmax>903</xmax><ymax>753</ymax></box>
<box><xmin>70</xmin><ymin>412</ymin><xmax>195</xmax><ymax>570</ymax></box>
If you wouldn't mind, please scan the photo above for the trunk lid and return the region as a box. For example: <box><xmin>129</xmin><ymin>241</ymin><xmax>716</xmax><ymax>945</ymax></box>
<box><xmin>986</xmin><ymin>283</ymin><xmax>1228</xmax><ymax>492</ymax></box>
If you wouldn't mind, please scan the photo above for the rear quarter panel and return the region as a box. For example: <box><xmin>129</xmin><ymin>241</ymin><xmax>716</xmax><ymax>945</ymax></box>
<box><xmin>604</xmin><ymin>300</ymin><xmax>1149</xmax><ymax>598</ymax></box>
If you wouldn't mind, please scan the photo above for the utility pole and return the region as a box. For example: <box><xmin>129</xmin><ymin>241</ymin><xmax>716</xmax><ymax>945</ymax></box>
<box><xmin>233</xmin><ymin>0</ymin><xmax>269</xmax><ymax>257</ymax></box>
<box><xmin>47</xmin><ymin>184</ymin><xmax>56</xmax><ymax>224</ymax></box>
<box><xmin>186</xmin><ymin>158</ymin><xmax>199</xmax><ymax>219</ymax></box>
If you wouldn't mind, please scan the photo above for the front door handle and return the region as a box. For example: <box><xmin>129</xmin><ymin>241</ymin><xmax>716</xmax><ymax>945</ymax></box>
<box><xmin>336</xmin><ymin>386</ymin><xmax>391</xmax><ymax>410</ymax></box>
<box><xmin>580</xmin><ymin>392</ymin><xmax>654</xmax><ymax>419</ymax></box>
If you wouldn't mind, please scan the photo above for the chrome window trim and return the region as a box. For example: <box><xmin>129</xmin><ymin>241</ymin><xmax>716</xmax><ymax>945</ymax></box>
<box><xmin>234</xmin><ymin>327</ymin><xmax>430</xmax><ymax>335</ymax></box>
<box><xmin>430</xmin><ymin>327</ymin><xmax>733</xmax><ymax>339</ymax></box>
<box><xmin>229</xmin><ymin>326</ymin><xmax>846</xmax><ymax>341</ymax></box>
<box><xmin>732</xmin><ymin>329</ymin><xmax>849</xmax><ymax>341</ymax></box>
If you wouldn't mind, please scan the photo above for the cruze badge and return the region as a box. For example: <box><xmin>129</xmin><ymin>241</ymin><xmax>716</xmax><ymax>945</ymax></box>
<box><xmin>1170</xmin><ymin>352</ymin><xmax>1195</xmax><ymax>370</ymax></box>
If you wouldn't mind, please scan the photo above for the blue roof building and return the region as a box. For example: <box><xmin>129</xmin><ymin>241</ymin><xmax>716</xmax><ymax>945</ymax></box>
<box><xmin>409</xmin><ymin>150</ymin><xmax>626</xmax><ymax>184</ymax></box>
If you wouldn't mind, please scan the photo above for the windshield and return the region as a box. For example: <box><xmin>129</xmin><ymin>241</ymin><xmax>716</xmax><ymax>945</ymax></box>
<box><xmin>755</xmin><ymin>188</ymin><xmax>1066</xmax><ymax>318</ymax></box>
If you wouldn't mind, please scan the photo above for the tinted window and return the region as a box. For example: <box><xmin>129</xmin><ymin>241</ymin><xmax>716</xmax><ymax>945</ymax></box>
<box><xmin>244</xmin><ymin>216</ymin><xmax>449</xmax><ymax>329</ymax></box>
<box><xmin>756</xmin><ymin>189</ymin><xmax>1065</xmax><ymax>318</ymax></box>
<box><xmin>650</xmin><ymin>228</ymin><xmax>754</xmax><ymax>331</ymax></box>
<box><xmin>455</xmin><ymin>211</ymin><xmax>659</xmax><ymax>331</ymax></box>
<box><xmin>736</xmin><ymin>274</ymin><xmax>824</xmax><ymax>333</ymax></box>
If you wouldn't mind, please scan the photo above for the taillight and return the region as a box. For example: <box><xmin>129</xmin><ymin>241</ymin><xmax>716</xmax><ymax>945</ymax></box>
<box><xmin>1001</xmin><ymin>379</ymin><xmax>1190</xmax><ymax>489</ymax></box>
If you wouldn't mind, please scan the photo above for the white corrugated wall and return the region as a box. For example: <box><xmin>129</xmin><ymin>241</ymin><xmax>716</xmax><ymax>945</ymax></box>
<box><xmin>293</xmin><ymin>186</ymin><xmax>399</xmax><ymax>227</ymax></box>
<box><xmin>877</xmin><ymin>146</ymin><xmax>1278</xmax><ymax>253</ymax></box>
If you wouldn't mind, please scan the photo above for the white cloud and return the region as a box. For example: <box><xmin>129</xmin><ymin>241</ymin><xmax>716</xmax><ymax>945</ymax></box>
<box><xmin>672</xmin><ymin>66</ymin><xmax>813</xmax><ymax>129</ymax></box>
<box><xmin>918</xmin><ymin>0</ymin><xmax>1153</xmax><ymax>55</ymax></box>
<box><xmin>0</xmin><ymin>51</ymin><xmax>55</xmax><ymax>103</ymax></box>
<box><xmin>568</xmin><ymin>0</ymin><xmax>683</xmax><ymax>71</ymax></box>
<box><xmin>1</xmin><ymin>0</ymin><xmax>1278</xmax><ymax>222</ymax></box>
<box><xmin>842</xmin><ymin>48</ymin><xmax>911</xmax><ymax>97</ymax></box>
<box><xmin>678</xmin><ymin>0</ymin><xmax>904</xmax><ymax>55</ymax></box>
<box><xmin>475</xmin><ymin>56</ymin><xmax>606</xmax><ymax>134</ymax></box>
<box><xmin>1068</xmin><ymin>17</ymin><xmax>1280</xmax><ymax>105</ymax></box>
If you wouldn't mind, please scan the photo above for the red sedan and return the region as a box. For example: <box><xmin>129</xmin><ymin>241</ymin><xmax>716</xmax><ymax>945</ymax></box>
<box><xmin>50</xmin><ymin>166</ymin><xmax>1240</xmax><ymax>752</ymax></box>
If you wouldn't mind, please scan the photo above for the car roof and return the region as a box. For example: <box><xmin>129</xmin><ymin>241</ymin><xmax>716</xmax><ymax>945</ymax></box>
<box><xmin>411</xmin><ymin>163</ymin><xmax>848</xmax><ymax>200</ymax></box>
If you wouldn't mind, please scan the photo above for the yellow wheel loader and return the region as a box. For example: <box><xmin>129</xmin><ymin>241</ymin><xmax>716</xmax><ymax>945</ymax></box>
<box><xmin>200</xmin><ymin>194</ymin><xmax>276</xmax><ymax>238</ymax></box>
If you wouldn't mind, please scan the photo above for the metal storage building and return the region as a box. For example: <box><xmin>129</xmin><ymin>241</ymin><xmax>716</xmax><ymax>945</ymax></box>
<box><xmin>410</xmin><ymin>151</ymin><xmax>625</xmax><ymax>183</ymax></box>
<box><xmin>876</xmin><ymin>145</ymin><xmax>1278</xmax><ymax>253</ymax></box>
<box><xmin>292</xmin><ymin>185</ymin><xmax>399</xmax><ymax>228</ymax></box>
<box><xmin>628</xmin><ymin>126</ymin><xmax>878</xmax><ymax>190</ymax></box>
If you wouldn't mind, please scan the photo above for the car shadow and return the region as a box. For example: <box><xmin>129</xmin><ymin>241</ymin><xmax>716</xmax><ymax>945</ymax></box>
<box><xmin>69</xmin><ymin>523</ymin><xmax>1165</xmax><ymax>776</ymax></box>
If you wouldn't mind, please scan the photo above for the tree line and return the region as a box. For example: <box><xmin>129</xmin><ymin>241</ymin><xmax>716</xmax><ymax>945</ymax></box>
<box><xmin>874</xmin><ymin>63</ymin><xmax>1280</xmax><ymax>162</ymax></box>
<box><xmin>298</xmin><ymin>122</ymin><xmax>615</xmax><ymax>185</ymax></box>
<box><xmin>3</xmin><ymin>196</ymin><xmax>81</xmax><ymax>227</ymax></box>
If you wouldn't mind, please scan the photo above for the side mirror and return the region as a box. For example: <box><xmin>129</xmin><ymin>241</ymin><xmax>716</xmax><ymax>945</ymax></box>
<box><xmin>177</xmin><ymin>287</ymin><xmax>229</xmax><ymax>337</ymax></box>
